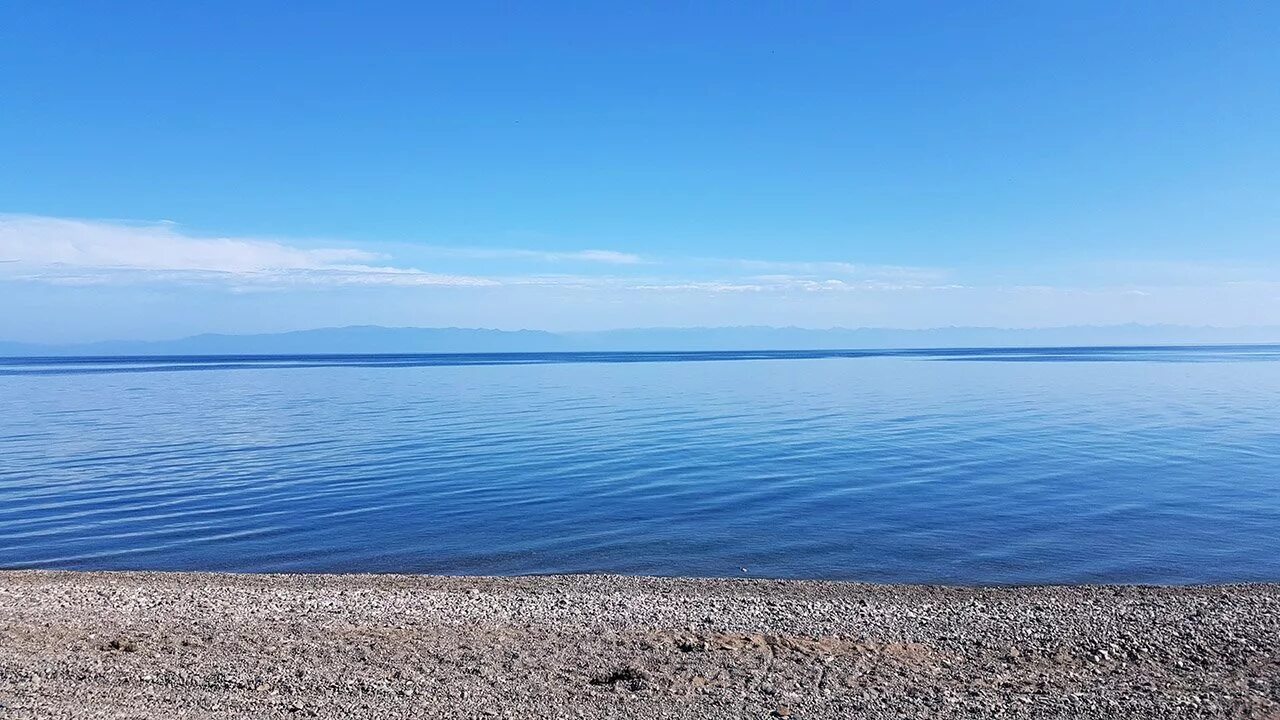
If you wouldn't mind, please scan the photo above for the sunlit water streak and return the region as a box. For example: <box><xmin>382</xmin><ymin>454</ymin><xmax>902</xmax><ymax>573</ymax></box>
<box><xmin>2</xmin><ymin>346</ymin><xmax>1279</xmax><ymax>584</ymax></box>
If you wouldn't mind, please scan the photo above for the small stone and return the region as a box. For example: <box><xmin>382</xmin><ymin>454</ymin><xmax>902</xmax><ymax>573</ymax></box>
<box><xmin>108</xmin><ymin>637</ymin><xmax>138</xmax><ymax>652</ymax></box>
<box><xmin>772</xmin><ymin>707</ymin><xmax>792</xmax><ymax>718</ymax></box>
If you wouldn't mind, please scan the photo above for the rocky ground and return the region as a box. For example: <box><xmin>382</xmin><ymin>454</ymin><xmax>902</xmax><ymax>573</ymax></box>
<box><xmin>0</xmin><ymin>571</ymin><xmax>1277</xmax><ymax>719</ymax></box>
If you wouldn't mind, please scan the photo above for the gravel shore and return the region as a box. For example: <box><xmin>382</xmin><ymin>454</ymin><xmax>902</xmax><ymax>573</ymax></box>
<box><xmin>0</xmin><ymin>571</ymin><xmax>1276</xmax><ymax>719</ymax></box>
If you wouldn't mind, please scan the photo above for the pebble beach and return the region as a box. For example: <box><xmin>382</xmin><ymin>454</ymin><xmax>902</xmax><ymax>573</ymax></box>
<box><xmin>1</xmin><ymin>571</ymin><xmax>1277</xmax><ymax>718</ymax></box>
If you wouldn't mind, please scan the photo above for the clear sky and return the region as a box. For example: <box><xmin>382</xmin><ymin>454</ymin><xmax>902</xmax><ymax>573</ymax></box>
<box><xmin>1</xmin><ymin>1</ymin><xmax>1277</xmax><ymax>341</ymax></box>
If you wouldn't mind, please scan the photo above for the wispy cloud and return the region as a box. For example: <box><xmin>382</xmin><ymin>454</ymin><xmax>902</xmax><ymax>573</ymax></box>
<box><xmin>571</xmin><ymin>249</ymin><xmax>644</xmax><ymax>264</ymax></box>
<box><xmin>4</xmin><ymin>216</ymin><xmax>1279</xmax><ymax>336</ymax></box>
<box><xmin>0</xmin><ymin>214</ymin><xmax>959</xmax><ymax>294</ymax></box>
<box><xmin>721</xmin><ymin>258</ymin><xmax>950</xmax><ymax>283</ymax></box>
<box><xmin>0</xmin><ymin>215</ymin><xmax>495</xmax><ymax>287</ymax></box>
<box><xmin>417</xmin><ymin>246</ymin><xmax>646</xmax><ymax>265</ymax></box>
<box><xmin>625</xmin><ymin>277</ymin><xmax>967</xmax><ymax>293</ymax></box>
<box><xmin>21</xmin><ymin>214</ymin><xmax>1233</xmax><ymax>301</ymax></box>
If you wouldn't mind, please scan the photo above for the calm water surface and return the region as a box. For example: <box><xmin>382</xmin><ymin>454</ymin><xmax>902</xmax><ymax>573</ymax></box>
<box><xmin>3</xmin><ymin>347</ymin><xmax>1279</xmax><ymax>584</ymax></box>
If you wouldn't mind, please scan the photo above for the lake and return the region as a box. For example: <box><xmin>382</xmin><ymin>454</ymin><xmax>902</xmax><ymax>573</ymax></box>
<box><xmin>3</xmin><ymin>346</ymin><xmax>1279</xmax><ymax>584</ymax></box>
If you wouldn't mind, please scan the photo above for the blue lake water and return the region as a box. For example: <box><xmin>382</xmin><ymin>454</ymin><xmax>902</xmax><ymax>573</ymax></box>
<box><xmin>2</xmin><ymin>346</ymin><xmax>1279</xmax><ymax>584</ymax></box>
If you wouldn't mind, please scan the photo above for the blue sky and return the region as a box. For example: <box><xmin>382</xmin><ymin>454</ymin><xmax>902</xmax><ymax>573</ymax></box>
<box><xmin>2</xmin><ymin>1</ymin><xmax>1278</xmax><ymax>341</ymax></box>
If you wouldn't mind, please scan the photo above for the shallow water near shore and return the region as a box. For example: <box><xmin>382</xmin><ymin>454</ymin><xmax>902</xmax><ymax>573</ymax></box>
<box><xmin>3</xmin><ymin>346</ymin><xmax>1280</xmax><ymax>584</ymax></box>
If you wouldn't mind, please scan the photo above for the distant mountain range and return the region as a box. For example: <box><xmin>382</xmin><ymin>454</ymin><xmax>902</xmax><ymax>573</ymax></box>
<box><xmin>3</xmin><ymin>324</ymin><xmax>1280</xmax><ymax>356</ymax></box>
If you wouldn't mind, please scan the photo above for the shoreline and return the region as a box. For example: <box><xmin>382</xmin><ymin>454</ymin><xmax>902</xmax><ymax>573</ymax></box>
<box><xmin>11</xmin><ymin>566</ymin><xmax>1280</xmax><ymax>586</ymax></box>
<box><xmin>2</xmin><ymin>571</ymin><xmax>1277</xmax><ymax>718</ymax></box>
